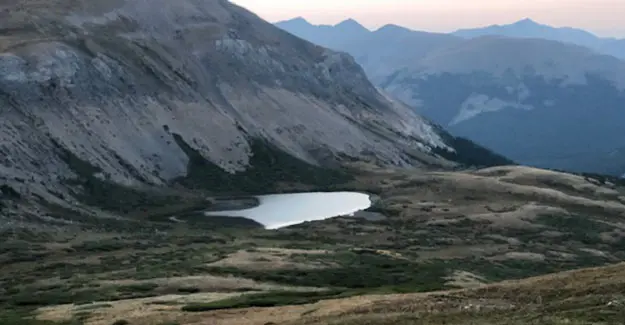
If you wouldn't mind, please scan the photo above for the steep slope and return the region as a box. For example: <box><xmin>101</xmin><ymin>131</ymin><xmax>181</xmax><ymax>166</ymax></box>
<box><xmin>277</xmin><ymin>19</ymin><xmax>625</xmax><ymax>176</ymax></box>
<box><xmin>453</xmin><ymin>18</ymin><xmax>625</xmax><ymax>59</ymax></box>
<box><xmin>0</xmin><ymin>0</ymin><xmax>513</xmax><ymax>208</ymax></box>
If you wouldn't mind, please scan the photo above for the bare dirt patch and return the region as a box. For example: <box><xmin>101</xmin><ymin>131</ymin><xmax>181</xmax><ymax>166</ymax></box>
<box><xmin>490</xmin><ymin>252</ymin><xmax>547</xmax><ymax>262</ymax></box>
<box><xmin>99</xmin><ymin>274</ymin><xmax>324</xmax><ymax>293</ymax></box>
<box><xmin>37</xmin><ymin>292</ymin><xmax>243</xmax><ymax>325</ymax></box>
<box><xmin>445</xmin><ymin>270</ymin><xmax>486</xmax><ymax>289</ymax></box>
<box><xmin>467</xmin><ymin>203</ymin><xmax>568</xmax><ymax>228</ymax></box>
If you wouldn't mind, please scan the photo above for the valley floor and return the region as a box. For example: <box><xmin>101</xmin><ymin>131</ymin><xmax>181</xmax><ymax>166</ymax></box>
<box><xmin>2</xmin><ymin>165</ymin><xmax>625</xmax><ymax>324</ymax></box>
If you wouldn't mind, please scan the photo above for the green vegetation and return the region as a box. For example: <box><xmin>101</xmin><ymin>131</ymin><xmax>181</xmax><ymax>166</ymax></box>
<box><xmin>0</xmin><ymin>184</ymin><xmax>21</xmax><ymax>200</ymax></box>
<box><xmin>172</xmin><ymin>134</ymin><xmax>353</xmax><ymax>194</ymax></box>
<box><xmin>4</xmin><ymin>149</ymin><xmax>625</xmax><ymax>325</ymax></box>
<box><xmin>176</xmin><ymin>287</ymin><xmax>200</xmax><ymax>294</ymax></box>
<box><xmin>431</xmin><ymin>132</ymin><xmax>515</xmax><ymax>168</ymax></box>
<box><xmin>534</xmin><ymin>214</ymin><xmax>614</xmax><ymax>245</ymax></box>
<box><xmin>0</xmin><ymin>311</ymin><xmax>81</xmax><ymax>325</ymax></box>
<box><xmin>181</xmin><ymin>291</ymin><xmax>350</xmax><ymax>312</ymax></box>
<box><xmin>52</xmin><ymin>139</ymin><xmax>206</xmax><ymax>218</ymax></box>
<box><xmin>0</xmin><ymin>183</ymin><xmax>20</xmax><ymax>212</ymax></box>
<box><xmin>111</xmin><ymin>320</ymin><xmax>129</xmax><ymax>325</ymax></box>
<box><xmin>206</xmin><ymin>250</ymin><xmax>450</xmax><ymax>292</ymax></box>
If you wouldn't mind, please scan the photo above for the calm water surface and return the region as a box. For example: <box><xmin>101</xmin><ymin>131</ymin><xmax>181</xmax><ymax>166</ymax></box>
<box><xmin>204</xmin><ymin>192</ymin><xmax>371</xmax><ymax>229</ymax></box>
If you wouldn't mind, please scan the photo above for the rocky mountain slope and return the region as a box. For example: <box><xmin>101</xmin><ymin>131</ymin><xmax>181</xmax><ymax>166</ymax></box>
<box><xmin>276</xmin><ymin>19</ymin><xmax>625</xmax><ymax>176</ymax></box>
<box><xmin>453</xmin><ymin>18</ymin><xmax>625</xmax><ymax>60</ymax></box>
<box><xmin>0</xmin><ymin>0</ymin><xmax>513</xmax><ymax>212</ymax></box>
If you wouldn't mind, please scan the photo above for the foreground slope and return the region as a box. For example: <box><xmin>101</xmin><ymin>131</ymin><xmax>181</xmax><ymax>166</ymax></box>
<box><xmin>277</xmin><ymin>19</ymin><xmax>625</xmax><ymax>175</ymax></box>
<box><xmin>3</xmin><ymin>165</ymin><xmax>625</xmax><ymax>324</ymax></box>
<box><xmin>165</xmin><ymin>262</ymin><xmax>625</xmax><ymax>325</ymax></box>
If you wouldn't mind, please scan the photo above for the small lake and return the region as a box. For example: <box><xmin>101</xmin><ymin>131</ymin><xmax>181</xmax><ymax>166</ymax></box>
<box><xmin>204</xmin><ymin>192</ymin><xmax>372</xmax><ymax>229</ymax></box>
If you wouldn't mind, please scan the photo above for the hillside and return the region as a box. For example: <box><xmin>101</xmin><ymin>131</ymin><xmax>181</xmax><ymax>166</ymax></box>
<box><xmin>154</xmin><ymin>262</ymin><xmax>625</xmax><ymax>325</ymax></box>
<box><xmin>380</xmin><ymin>36</ymin><xmax>625</xmax><ymax>175</ymax></box>
<box><xmin>0</xmin><ymin>0</ymin><xmax>519</xmax><ymax>227</ymax></box>
<box><xmin>56</xmin><ymin>261</ymin><xmax>625</xmax><ymax>325</ymax></box>
<box><xmin>2</xmin><ymin>3</ymin><xmax>625</xmax><ymax>325</ymax></box>
<box><xmin>276</xmin><ymin>19</ymin><xmax>625</xmax><ymax>176</ymax></box>
<box><xmin>453</xmin><ymin>18</ymin><xmax>625</xmax><ymax>60</ymax></box>
<box><xmin>5</xmin><ymin>164</ymin><xmax>625</xmax><ymax>324</ymax></box>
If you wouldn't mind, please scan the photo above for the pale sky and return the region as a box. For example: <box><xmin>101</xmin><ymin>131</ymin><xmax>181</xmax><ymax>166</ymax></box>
<box><xmin>231</xmin><ymin>0</ymin><xmax>625</xmax><ymax>38</ymax></box>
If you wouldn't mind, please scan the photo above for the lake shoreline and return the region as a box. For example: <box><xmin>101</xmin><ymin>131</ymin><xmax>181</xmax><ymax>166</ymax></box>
<box><xmin>204</xmin><ymin>191</ymin><xmax>374</xmax><ymax>229</ymax></box>
<box><xmin>204</xmin><ymin>196</ymin><xmax>261</xmax><ymax>212</ymax></box>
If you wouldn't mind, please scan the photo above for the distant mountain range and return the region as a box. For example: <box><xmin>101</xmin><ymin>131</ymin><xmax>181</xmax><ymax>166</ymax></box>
<box><xmin>276</xmin><ymin>18</ymin><xmax>625</xmax><ymax>176</ymax></box>
<box><xmin>453</xmin><ymin>18</ymin><xmax>625</xmax><ymax>60</ymax></box>
<box><xmin>277</xmin><ymin>17</ymin><xmax>625</xmax><ymax>60</ymax></box>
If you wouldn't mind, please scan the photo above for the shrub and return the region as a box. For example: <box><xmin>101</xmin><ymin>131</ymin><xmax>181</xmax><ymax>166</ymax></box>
<box><xmin>112</xmin><ymin>320</ymin><xmax>129</xmax><ymax>325</ymax></box>
<box><xmin>181</xmin><ymin>290</ymin><xmax>347</xmax><ymax>312</ymax></box>
<box><xmin>177</xmin><ymin>287</ymin><xmax>201</xmax><ymax>294</ymax></box>
<box><xmin>117</xmin><ymin>283</ymin><xmax>159</xmax><ymax>293</ymax></box>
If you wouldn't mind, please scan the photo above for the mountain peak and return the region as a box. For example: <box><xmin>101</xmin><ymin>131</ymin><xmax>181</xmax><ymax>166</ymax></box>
<box><xmin>276</xmin><ymin>16</ymin><xmax>312</xmax><ymax>26</ymax></box>
<box><xmin>335</xmin><ymin>18</ymin><xmax>369</xmax><ymax>32</ymax></box>
<box><xmin>517</xmin><ymin>18</ymin><xmax>537</xmax><ymax>24</ymax></box>
<box><xmin>336</xmin><ymin>18</ymin><xmax>360</xmax><ymax>26</ymax></box>
<box><xmin>513</xmin><ymin>18</ymin><xmax>543</xmax><ymax>27</ymax></box>
<box><xmin>375</xmin><ymin>24</ymin><xmax>414</xmax><ymax>34</ymax></box>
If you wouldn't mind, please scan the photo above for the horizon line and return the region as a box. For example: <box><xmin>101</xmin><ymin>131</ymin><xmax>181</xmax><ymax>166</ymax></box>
<box><xmin>274</xmin><ymin>16</ymin><xmax>625</xmax><ymax>39</ymax></box>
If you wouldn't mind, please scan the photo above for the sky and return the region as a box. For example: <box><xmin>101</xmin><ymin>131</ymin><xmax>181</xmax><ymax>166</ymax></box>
<box><xmin>231</xmin><ymin>0</ymin><xmax>625</xmax><ymax>38</ymax></box>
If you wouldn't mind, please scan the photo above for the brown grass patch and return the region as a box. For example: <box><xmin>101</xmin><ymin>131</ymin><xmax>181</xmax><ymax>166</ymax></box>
<box><xmin>444</xmin><ymin>270</ymin><xmax>486</xmax><ymax>289</ymax></box>
<box><xmin>37</xmin><ymin>292</ymin><xmax>243</xmax><ymax>325</ymax></box>
<box><xmin>99</xmin><ymin>274</ymin><xmax>324</xmax><ymax>293</ymax></box>
<box><xmin>207</xmin><ymin>247</ymin><xmax>334</xmax><ymax>270</ymax></box>
<box><xmin>489</xmin><ymin>252</ymin><xmax>547</xmax><ymax>262</ymax></box>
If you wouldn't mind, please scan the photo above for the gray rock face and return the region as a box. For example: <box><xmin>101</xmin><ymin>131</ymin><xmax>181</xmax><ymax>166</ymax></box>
<box><xmin>0</xmin><ymin>0</ymin><xmax>459</xmax><ymax>198</ymax></box>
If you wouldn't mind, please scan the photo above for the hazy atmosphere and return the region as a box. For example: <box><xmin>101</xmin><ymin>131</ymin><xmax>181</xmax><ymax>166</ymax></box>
<box><xmin>233</xmin><ymin>0</ymin><xmax>625</xmax><ymax>37</ymax></box>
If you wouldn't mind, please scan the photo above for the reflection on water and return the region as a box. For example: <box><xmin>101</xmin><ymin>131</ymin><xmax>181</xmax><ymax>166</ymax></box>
<box><xmin>204</xmin><ymin>192</ymin><xmax>371</xmax><ymax>229</ymax></box>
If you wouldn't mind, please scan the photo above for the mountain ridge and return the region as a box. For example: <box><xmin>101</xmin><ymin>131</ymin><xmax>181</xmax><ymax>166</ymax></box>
<box><xmin>0</xmin><ymin>0</ymin><xmax>514</xmax><ymax>218</ymax></box>
<box><xmin>275</xmin><ymin>17</ymin><xmax>625</xmax><ymax>176</ymax></box>
<box><xmin>277</xmin><ymin>17</ymin><xmax>625</xmax><ymax>59</ymax></box>
<box><xmin>3</xmin><ymin>5</ymin><xmax>625</xmax><ymax>324</ymax></box>
<box><xmin>453</xmin><ymin>18</ymin><xmax>625</xmax><ymax>59</ymax></box>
